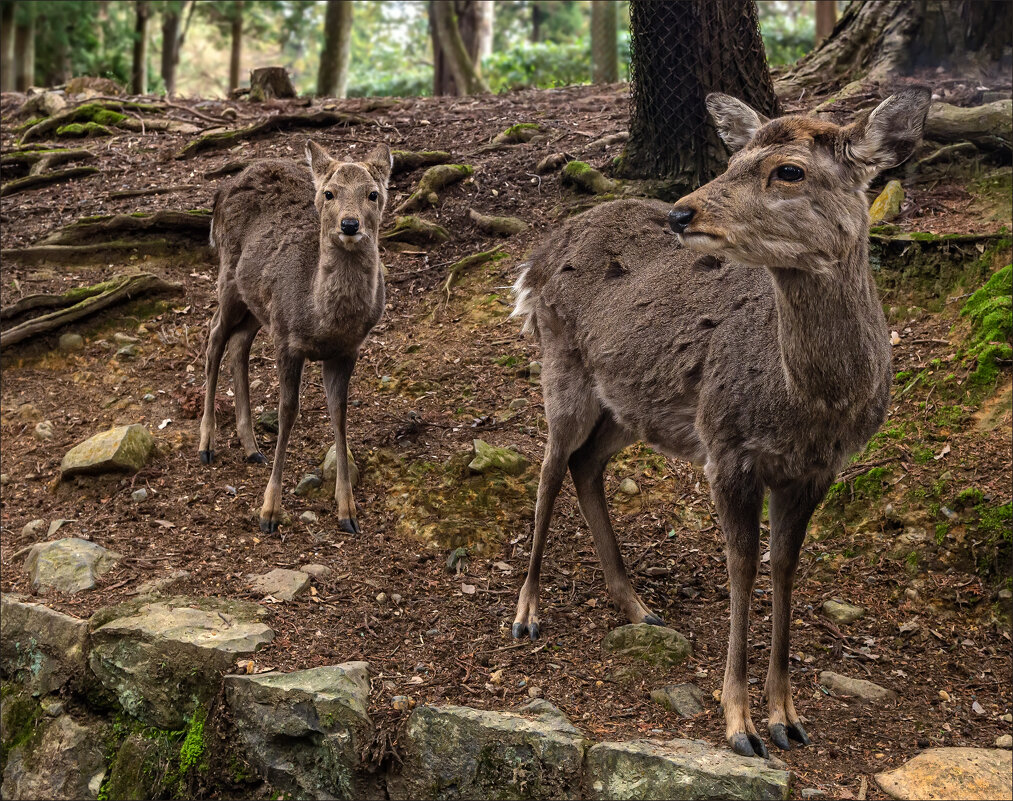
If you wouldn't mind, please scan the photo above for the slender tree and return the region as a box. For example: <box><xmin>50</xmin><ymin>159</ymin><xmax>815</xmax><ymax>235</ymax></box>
<box><xmin>475</xmin><ymin>0</ymin><xmax>493</xmax><ymax>61</ymax></box>
<box><xmin>132</xmin><ymin>0</ymin><xmax>150</xmax><ymax>94</ymax></box>
<box><xmin>14</xmin><ymin>2</ymin><xmax>35</xmax><ymax>91</ymax></box>
<box><xmin>160</xmin><ymin>1</ymin><xmax>194</xmax><ymax>96</ymax></box>
<box><xmin>317</xmin><ymin>0</ymin><xmax>353</xmax><ymax>98</ymax></box>
<box><xmin>1</xmin><ymin>1</ymin><xmax>16</xmax><ymax>92</ymax></box>
<box><xmin>228</xmin><ymin>0</ymin><xmax>243</xmax><ymax>93</ymax></box>
<box><xmin>621</xmin><ymin>0</ymin><xmax>779</xmax><ymax>191</ymax></box>
<box><xmin>531</xmin><ymin>0</ymin><xmax>543</xmax><ymax>43</ymax></box>
<box><xmin>814</xmin><ymin>0</ymin><xmax>837</xmax><ymax>42</ymax></box>
<box><xmin>429</xmin><ymin>1</ymin><xmax>489</xmax><ymax>96</ymax></box>
<box><xmin>591</xmin><ymin>0</ymin><xmax>618</xmax><ymax>84</ymax></box>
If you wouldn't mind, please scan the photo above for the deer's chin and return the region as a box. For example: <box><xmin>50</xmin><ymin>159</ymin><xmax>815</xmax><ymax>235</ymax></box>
<box><xmin>329</xmin><ymin>232</ymin><xmax>365</xmax><ymax>249</ymax></box>
<box><xmin>678</xmin><ymin>231</ymin><xmax>726</xmax><ymax>253</ymax></box>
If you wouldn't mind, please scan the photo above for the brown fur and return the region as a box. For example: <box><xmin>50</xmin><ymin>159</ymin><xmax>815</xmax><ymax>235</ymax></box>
<box><xmin>511</xmin><ymin>89</ymin><xmax>931</xmax><ymax>757</ymax></box>
<box><xmin>199</xmin><ymin>140</ymin><xmax>392</xmax><ymax>535</ymax></box>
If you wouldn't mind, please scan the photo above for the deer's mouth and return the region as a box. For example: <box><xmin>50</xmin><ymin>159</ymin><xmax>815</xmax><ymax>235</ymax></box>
<box><xmin>330</xmin><ymin>231</ymin><xmax>366</xmax><ymax>248</ymax></box>
<box><xmin>679</xmin><ymin>231</ymin><xmax>725</xmax><ymax>250</ymax></box>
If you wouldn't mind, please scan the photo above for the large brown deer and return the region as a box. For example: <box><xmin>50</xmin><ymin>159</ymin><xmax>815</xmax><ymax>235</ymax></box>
<box><xmin>510</xmin><ymin>89</ymin><xmax>931</xmax><ymax>757</ymax></box>
<box><xmin>199</xmin><ymin>140</ymin><xmax>391</xmax><ymax>535</ymax></box>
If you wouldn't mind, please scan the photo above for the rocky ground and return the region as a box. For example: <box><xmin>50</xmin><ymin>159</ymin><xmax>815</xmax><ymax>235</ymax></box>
<box><xmin>1</xmin><ymin>74</ymin><xmax>1011</xmax><ymax>800</ymax></box>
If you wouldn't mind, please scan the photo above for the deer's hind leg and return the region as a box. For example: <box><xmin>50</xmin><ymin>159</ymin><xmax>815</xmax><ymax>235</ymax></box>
<box><xmin>764</xmin><ymin>478</ymin><xmax>828</xmax><ymax>751</ymax></box>
<box><xmin>199</xmin><ymin>289</ymin><xmax>249</xmax><ymax>465</ymax></box>
<box><xmin>229</xmin><ymin>313</ymin><xmax>264</xmax><ymax>463</ymax></box>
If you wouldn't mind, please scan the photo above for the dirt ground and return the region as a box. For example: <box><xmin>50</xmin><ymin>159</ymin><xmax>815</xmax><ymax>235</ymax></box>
<box><xmin>1</xmin><ymin>75</ymin><xmax>1011</xmax><ymax>799</ymax></box>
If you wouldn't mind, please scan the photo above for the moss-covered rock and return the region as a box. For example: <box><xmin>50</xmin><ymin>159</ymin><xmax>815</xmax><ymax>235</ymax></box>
<box><xmin>492</xmin><ymin>122</ymin><xmax>544</xmax><ymax>145</ymax></box>
<box><xmin>468</xmin><ymin>439</ymin><xmax>528</xmax><ymax>476</ymax></box>
<box><xmin>561</xmin><ymin>161</ymin><xmax>616</xmax><ymax>194</ymax></box>
<box><xmin>55</xmin><ymin>122</ymin><xmax>114</xmax><ymax>137</ymax></box>
<box><xmin>60</xmin><ymin>424</ymin><xmax>154</xmax><ymax>478</ymax></box>
<box><xmin>869</xmin><ymin>180</ymin><xmax>904</xmax><ymax>224</ymax></box>
<box><xmin>602</xmin><ymin>624</ymin><xmax>692</xmax><ymax>668</ymax></box>
<box><xmin>0</xmin><ymin>595</ymin><xmax>90</xmax><ymax>695</ymax></box>
<box><xmin>24</xmin><ymin>539</ymin><xmax>122</xmax><ymax>595</ymax></box>
<box><xmin>960</xmin><ymin>263</ymin><xmax>1012</xmax><ymax>387</ymax></box>
<box><xmin>103</xmin><ymin>732</ymin><xmax>179</xmax><ymax>801</ymax></box>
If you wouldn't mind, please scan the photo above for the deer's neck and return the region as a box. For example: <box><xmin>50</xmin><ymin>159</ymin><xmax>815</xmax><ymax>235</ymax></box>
<box><xmin>768</xmin><ymin>238</ymin><xmax>888</xmax><ymax>407</ymax></box>
<box><xmin>312</xmin><ymin>243</ymin><xmax>382</xmax><ymax>313</ymax></box>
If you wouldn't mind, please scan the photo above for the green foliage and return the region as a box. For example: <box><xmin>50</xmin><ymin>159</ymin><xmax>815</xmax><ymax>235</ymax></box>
<box><xmin>756</xmin><ymin>0</ymin><xmax>815</xmax><ymax>65</ymax></box>
<box><xmin>974</xmin><ymin>502</ymin><xmax>1012</xmax><ymax>581</ymax></box>
<box><xmin>960</xmin><ymin>264</ymin><xmax>1013</xmax><ymax>387</ymax></box>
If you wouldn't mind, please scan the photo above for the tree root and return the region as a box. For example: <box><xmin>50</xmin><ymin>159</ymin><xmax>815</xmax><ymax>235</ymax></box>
<box><xmin>38</xmin><ymin>210</ymin><xmax>211</xmax><ymax>246</ymax></box>
<box><xmin>444</xmin><ymin>247</ymin><xmax>506</xmax><ymax>295</ymax></box>
<box><xmin>1</xmin><ymin>166</ymin><xmax>99</xmax><ymax>197</ymax></box>
<box><xmin>925</xmin><ymin>100</ymin><xmax>1012</xmax><ymax>152</ymax></box>
<box><xmin>468</xmin><ymin>209</ymin><xmax>527</xmax><ymax>236</ymax></box>
<box><xmin>108</xmin><ymin>186</ymin><xmax>196</xmax><ymax>200</ymax></box>
<box><xmin>381</xmin><ymin>216</ymin><xmax>450</xmax><ymax>247</ymax></box>
<box><xmin>1</xmin><ymin>147</ymin><xmax>95</xmax><ymax>177</ymax></box>
<box><xmin>204</xmin><ymin>160</ymin><xmax>252</xmax><ymax>179</ymax></box>
<box><xmin>561</xmin><ymin>161</ymin><xmax>616</xmax><ymax>194</ymax></box>
<box><xmin>19</xmin><ymin>101</ymin><xmax>163</xmax><ymax>143</ymax></box>
<box><xmin>536</xmin><ymin>153</ymin><xmax>570</xmax><ymax>173</ymax></box>
<box><xmin>492</xmin><ymin>123</ymin><xmax>545</xmax><ymax>145</ymax></box>
<box><xmin>176</xmin><ymin>111</ymin><xmax>370</xmax><ymax>158</ymax></box>
<box><xmin>395</xmin><ymin>164</ymin><xmax>473</xmax><ymax>213</ymax></box>
<box><xmin>0</xmin><ymin>272</ymin><xmax>182</xmax><ymax>349</ymax></box>
<box><xmin>392</xmin><ymin>150</ymin><xmax>453</xmax><ymax>175</ymax></box>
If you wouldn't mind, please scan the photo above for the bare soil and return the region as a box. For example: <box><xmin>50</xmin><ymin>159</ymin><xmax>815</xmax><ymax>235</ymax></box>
<box><xmin>1</xmin><ymin>77</ymin><xmax>1010</xmax><ymax>799</ymax></box>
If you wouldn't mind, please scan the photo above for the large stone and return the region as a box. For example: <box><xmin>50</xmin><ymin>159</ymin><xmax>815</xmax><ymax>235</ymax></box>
<box><xmin>103</xmin><ymin>733</ymin><xmax>177</xmax><ymax>801</ymax></box>
<box><xmin>869</xmin><ymin>180</ymin><xmax>905</xmax><ymax>225</ymax></box>
<box><xmin>88</xmin><ymin>596</ymin><xmax>274</xmax><ymax>729</ymax></box>
<box><xmin>875</xmin><ymin>747</ymin><xmax>1012</xmax><ymax>800</ymax></box>
<box><xmin>391</xmin><ymin>700</ymin><xmax>588</xmax><ymax>799</ymax></box>
<box><xmin>585</xmin><ymin>738</ymin><xmax>791</xmax><ymax>800</ymax></box>
<box><xmin>650</xmin><ymin>683</ymin><xmax>706</xmax><ymax>717</ymax></box>
<box><xmin>24</xmin><ymin>538</ymin><xmax>121</xmax><ymax>594</ymax></box>
<box><xmin>818</xmin><ymin>671</ymin><xmax>896</xmax><ymax>703</ymax></box>
<box><xmin>821</xmin><ymin>599</ymin><xmax>866</xmax><ymax>625</ymax></box>
<box><xmin>22</xmin><ymin>91</ymin><xmax>67</xmax><ymax>118</ymax></box>
<box><xmin>603</xmin><ymin>624</ymin><xmax>692</xmax><ymax>667</ymax></box>
<box><xmin>247</xmin><ymin>568</ymin><xmax>310</xmax><ymax>601</ymax></box>
<box><xmin>60</xmin><ymin>424</ymin><xmax>154</xmax><ymax>478</ymax></box>
<box><xmin>321</xmin><ymin>444</ymin><xmax>360</xmax><ymax>488</ymax></box>
<box><xmin>468</xmin><ymin>439</ymin><xmax>529</xmax><ymax>476</ymax></box>
<box><xmin>225</xmin><ymin>662</ymin><xmax>372</xmax><ymax>800</ymax></box>
<box><xmin>1</xmin><ymin>713</ymin><xmax>109</xmax><ymax>801</ymax></box>
<box><xmin>1</xmin><ymin>594</ymin><xmax>89</xmax><ymax>695</ymax></box>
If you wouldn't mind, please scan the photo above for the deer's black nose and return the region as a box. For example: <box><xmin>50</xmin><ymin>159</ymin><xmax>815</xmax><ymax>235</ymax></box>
<box><xmin>340</xmin><ymin>218</ymin><xmax>360</xmax><ymax>235</ymax></box>
<box><xmin>668</xmin><ymin>207</ymin><xmax>695</xmax><ymax>234</ymax></box>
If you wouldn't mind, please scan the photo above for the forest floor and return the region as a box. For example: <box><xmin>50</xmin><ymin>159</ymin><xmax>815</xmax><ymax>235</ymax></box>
<box><xmin>1</xmin><ymin>76</ymin><xmax>1011</xmax><ymax>799</ymax></box>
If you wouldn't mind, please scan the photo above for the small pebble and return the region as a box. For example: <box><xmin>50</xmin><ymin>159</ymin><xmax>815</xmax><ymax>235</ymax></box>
<box><xmin>998</xmin><ymin>588</ymin><xmax>1012</xmax><ymax>601</ymax></box>
<box><xmin>376</xmin><ymin>592</ymin><xmax>388</xmax><ymax>604</ymax></box>
<box><xmin>391</xmin><ymin>593</ymin><xmax>402</xmax><ymax>605</ymax></box>
<box><xmin>801</xmin><ymin>790</ymin><xmax>826</xmax><ymax>800</ymax></box>
<box><xmin>33</xmin><ymin>420</ymin><xmax>54</xmax><ymax>441</ymax></box>
<box><xmin>225</xmin><ymin>485</ymin><xmax>237</xmax><ymax>496</ymax></box>
<box><xmin>131</xmin><ymin>488</ymin><xmax>148</xmax><ymax>502</ymax></box>
<box><xmin>426</xmin><ymin>628</ymin><xmax>439</xmax><ymax>638</ymax></box>
<box><xmin>414</xmin><ymin>664</ymin><xmax>428</xmax><ymax>673</ymax></box>
<box><xmin>299</xmin><ymin>510</ymin><xmax>319</xmax><ymax>524</ymax></box>
<box><xmin>293</xmin><ymin>474</ymin><xmax>322</xmax><ymax>496</ymax></box>
<box><xmin>527</xmin><ymin>685</ymin><xmax>543</xmax><ymax>698</ymax></box>
<box><xmin>972</xmin><ymin>700</ymin><xmax>986</xmax><ymax>715</ymax></box>
<box><xmin>0</xmin><ymin>474</ymin><xmax>8</xmax><ymax>486</ymax></box>
<box><xmin>113</xmin><ymin>332</ymin><xmax>138</xmax><ymax>344</ymax></box>
<box><xmin>391</xmin><ymin>695</ymin><xmax>412</xmax><ymax>711</ymax></box>
<box><xmin>618</xmin><ymin>478</ymin><xmax>640</xmax><ymax>496</ymax></box>
<box><xmin>43</xmin><ymin>702</ymin><xmax>64</xmax><ymax>717</ymax></box>
<box><xmin>22</xmin><ymin>519</ymin><xmax>46</xmax><ymax>538</ymax></box>
<box><xmin>508</xmin><ymin>398</ymin><xmax>527</xmax><ymax>410</ymax></box>
<box><xmin>301</xmin><ymin>563</ymin><xmax>331</xmax><ymax>580</ymax></box>
<box><xmin>996</xmin><ymin>734</ymin><xmax>1012</xmax><ymax>749</ymax></box>
<box><xmin>115</xmin><ymin>344</ymin><xmax>138</xmax><ymax>359</ymax></box>
<box><xmin>1001</xmin><ymin>713</ymin><xmax>1013</xmax><ymax>723</ymax></box>
<box><xmin>142</xmin><ymin>393</ymin><xmax>156</xmax><ymax>402</ymax></box>
<box><xmin>904</xmin><ymin>587</ymin><xmax>919</xmax><ymax>601</ymax></box>
<box><xmin>527</xmin><ymin>361</ymin><xmax>541</xmax><ymax>376</ymax></box>
<box><xmin>58</xmin><ymin>333</ymin><xmax>84</xmax><ymax>352</ymax></box>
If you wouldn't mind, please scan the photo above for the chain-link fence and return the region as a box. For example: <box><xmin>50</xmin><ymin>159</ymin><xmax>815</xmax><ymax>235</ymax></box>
<box><xmin>622</xmin><ymin>0</ymin><xmax>780</xmax><ymax>191</ymax></box>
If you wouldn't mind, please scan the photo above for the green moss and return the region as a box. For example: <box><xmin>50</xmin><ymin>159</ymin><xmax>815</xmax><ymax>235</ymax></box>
<box><xmin>935</xmin><ymin>522</ymin><xmax>949</xmax><ymax>545</ymax></box>
<box><xmin>56</xmin><ymin>121</ymin><xmax>112</xmax><ymax>137</ymax></box>
<box><xmin>894</xmin><ymin>370</ymin><xmax>913</xmax><ymax>384</ymax></box>
<box><xmin>0</xmin><ymin>685</ymin><xmax>42</xmax><ymax>769</ymax></box>
<box><xmin>973</xmin><ymin>502</ymin><xmax>1012</xmax><ymax>581</ymax></box>
<box><xmin>563</xmin><ymin>160</ymin><xmax>592</xmax><ymax>177</ymax></box>
<box><xmin>955</xmin><ymin>488</ymin><xmax>985</xmax><ymax>508</ymax></box>
<box><xmin>852</xmin><ymin>467</ymin><xmax>889</xmax><ymax>499</ymax></box>
<box><xmin>912</xmin><ymin>446</ymin><xmax>935</xmax><ymax>465</ymax></box>
<box><xmin>960</xmin><ymin>264</ymin><xmax>1012</xmax><ymax>387</ymax></box>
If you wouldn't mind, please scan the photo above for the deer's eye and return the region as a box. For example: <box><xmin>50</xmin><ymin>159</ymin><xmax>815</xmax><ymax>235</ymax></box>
<box><xmin>323</xmin><ymin>190</ymin><xmax>334</xmax><ymax>200</ymax></box>
<box><xmin>773</xmin><ymin>165</ymin><xmax>805</xmax><ymax>182</ymax></box>
<box><xmin>368</xmin><ymin>190</ymin><xmax>379</xmax><ymax>202</ymax></box>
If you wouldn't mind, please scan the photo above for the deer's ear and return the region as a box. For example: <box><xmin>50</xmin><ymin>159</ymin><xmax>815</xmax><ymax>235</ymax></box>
<box><xmin>364</xmin><ymin>143</ymin><xmax>393</xmax><ymax>185</ymax></box>
<box><xmin>305</xmin><ymin>139</ymin><xmax>334</xmax><ymax>185</ymax></box>
<box><xmin>843</xmin><ymin>88</ymin><xmax>932</xmax><ymax>180</ymax></box>
<box><xmin>706</xmin><ymin>93</ymin><xmax>768</xmax><ymax>152</ymax></box>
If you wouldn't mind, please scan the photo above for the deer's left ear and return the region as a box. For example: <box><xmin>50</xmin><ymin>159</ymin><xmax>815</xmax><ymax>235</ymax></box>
<box><xmin>843</xmin><ymin>87</ymin><xmax>932</xmax><ymax>181</ymax></box>
<box><xmin>364</xmin><ymin>143</ymin><xmax>393</xmax><ymax>186</ymax></box>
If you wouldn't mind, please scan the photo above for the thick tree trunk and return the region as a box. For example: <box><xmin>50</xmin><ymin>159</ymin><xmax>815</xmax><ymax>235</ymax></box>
<box><xmin>815</xmin><ymin>0</ymin><xmax>837</xmax><ymax>42</ymax></box>
<box><xmin>622</xmin><ymin>0</ymin><xmax>779</xmax><ymax>190</ymax></box>
<box><xmin>132</xmin><ymin>0</ymin><xmax>149</xmax><ymax>95</ymax></box>
<box><xmin>591</xmin><ymin>0</ymin><xmax>619</xmax><ymax>84</ymax></box>
<box><xmin>317</xmin><ymin>0</ymin><xmax>353</xmax><ymax>98</ymax></box>
<box><xmin>229</xmin><ymin>1</ymin><xmax>244</xmax><ymax>93</ymax></box>
<box><xmin>430</xmin><ymin>1</ymin><xmax>489</xmax><ymax>96</ymax></box>
<box><xmin>1</xmin><ymin>2</ymin><xmax>16</xmax><ymax>92</ymax></box>
<box><xmin>783</xmin><ymin>0</ymin><xmax>1013</xmax><ymax>92</ymax></box>
<box><xmin>161</xmin><ymin>9</ymin><xmax>180</xmax><ymax>95</ymax></box>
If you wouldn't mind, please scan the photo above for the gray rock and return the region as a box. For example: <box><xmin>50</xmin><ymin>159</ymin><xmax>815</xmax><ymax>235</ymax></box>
<box><xmin>996</xmin><ymin>734</ymin><xmax>1012</xmax><ymax>749</ymax></box>
<box><xmin>22</xmin><ymin>518</ymin><xmax>47</xmax><ymax>538</ymax></box>
<box><xmin>527</xmin><ymin>361</ymin><xmax>541</xmax><ymax>377</ymax></box>
<box><xmin>88</xmin><ymin>596</ymin><xmax>274</xmax><ymax>728</ymax></box>
<box><xmin>302</xmin><ymin>563</ymin><xmax>332</xmax><ymax>580</ymax></box>
<box><xmin>1</xmin><ymin>594</ymin><xmax>89</xmax><ymax>695</ymax></box>
<box><xmin>112</xmin><ymin>332</ymin><xmax>138</xmax><ymax>345</ymax></box>
<box><xmin>467</xmin><ymin>439</ymin><xmax>528</xmax><ymax>475</ymax></box>
<box><xmin>225</xmin><ymin>662</ymin><xmax>372</xmax><ymax>800</ymax></box>
<box><xmin>801</xmin><ymin>790</ymin><xmax>826</xmax><ymax>799</ymax></box>
<box><xmin>822</xmin><ymin>599</ymin><xmax>866</xmax><ymax>625</ymax></box>
<box><xmin>585</xmin><ymin>738</ymin><xmax>791</xmax><ymax>800</ymax></box>
<box><xmin>46</xmin><ymin>519</ymin><xmax>70</xmax><ymax>538</ymax></box>
<box><xmin>650</xmin><ymin>682</ymin><xmax>705</xmax><ymax>717</ymax></box>
<box><xmin>875</xmin><ymin>747</ymin><xmax>1011</xmax><ymax>800</ymax></box>
<box><xmin>131</xmin><ymin>487</ymin><xmax>148</xmax><ymax>502</ymax></box>
<box><xmin>300</xmin><ymin>510</ymin><xmax>319</xmax><ymax>524</ymax></box>
<box><xmin>131</xmin><ymin>570</ymin><xmax>190</xmax><ymax>596</ymax></box>
<box><xmin>294</xmin><ymin>473</ymin><xmax>323</xmax><ymax>496</ymax></box>
<box><xmin>0</xmin><ymin>473</ymin><xmax>9</xmax><ymax>485</ymax></box>
<box><xmin>33</xmin><ymin>420</ymin><xmax>54</xmax><ymax>441</ymax></box>
<box><xmin>819</xmin><ymin>671</ymin><xmax>896</xmax><ymax>703</ymax></box>
<box><xmin>321</xmin><ymin>444</ymin><xmax>360</xmax><ymax>488</ymax></box>
<box><xmin>60</xmin><ymin>424</ymin><xmax>154</xmax><ymax>478</ymax></box>
<box><xmin>391</xmin><ymin>701</ymin><xmax>587</xmax><ymax>800</ymax></box>
<box><xmin>115</xmin><ymin>344</ymin><xmax>138</xmax><ymax>359</ymax></box>
<box><xmin>258</xmin><ymin>409</ymin><xmax>279</xmax><ymax>433</ymax></box>
<box><xmin>618</xmin><ymin>478</ymin><xmax>640</xmax><ymax>496</ymax></box>
<box><xmin>142</xmin><ymin>393</ymin><xmax>156</xmax><ymax>402</ymax></box>
<box><xmin>24</xmin><ymin>538</ymin><xmax>121</xmax><ymax>594</ymax></box>
<box><xmin>248</xmin><ymin>568</ymin><xmax>310</xmax><ymax>601</ymax></box>
<box><xmin>22</xmin><ymin>90</ymin><xmax>67</xmax><ymax>117</ymax></box>
<box><xmin>508</xmin><ymin>397</ymin><xmax>528</xmax><ymax>410</ymax></box>
<box><xmin>1</xmin><ymin>713</ymin><xmax>109</xmax><ymax>801</ymax></box>
<box><xmin>603</xmin><ymin>624</ymin><xmax>692</xmax><ymax>667</ymax></box>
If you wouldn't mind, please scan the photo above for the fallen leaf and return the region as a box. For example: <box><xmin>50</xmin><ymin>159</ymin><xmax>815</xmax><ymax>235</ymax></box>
<box><xmin>934</xmin><ymin>443</ymin><xmax>951</xmax><ymax>460</ymax></box>
<box><xmin>461</xmin><ymin>583</ymin><xmax>476</xmax><ymax>595</ymax></box>
<box><xmin>153</xmin><ymin>520</ymin><xmax>176</xmax><ymax>528</ymax></box>
<box><xmin>158</xmin><ymin>418</ymin><xmax>172</xmax><ymax>429</ymax></box>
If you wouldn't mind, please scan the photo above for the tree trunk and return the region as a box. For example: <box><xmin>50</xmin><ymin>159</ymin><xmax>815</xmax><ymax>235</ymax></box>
<box><xmin>531</xmin><ymin>1</ymin><xmax>543</xmax><ymax>43</ymax></box>
<box><xmin>161</xmin><ymin>8</ymin><xmax>180</xmax><ymax>95</ymax></box>
<box><xmin>475</xmin><ymin>0</ymin><xmax>493</xmax><ymax>62</ymax></box>
<box><xmin>229</xmin><ymin>0</ymin><xmax>244</xmax><ymax>93</ymax></box>
<box><xmin>14</xmin><ymin>9</ymin><xmax>33</xmax><ymax>91</ymax></box>
<box><xmin>814</xmin><ymin>0</ymin><xmax>837</xmax><ymax>42</ymax></box>
<box><xmin>783</xmin><ymin>0</ymin><xmax>1013</xmax><ymax>92</ymax></box>
<box><xmin>316</xmin><ymin>0</ymin><xmax>353</xmax><ymax>98</ymax></box>
<box><xmin>132</xmin><ymin>0</ymin><xmax>149</xmax><ymax>95</ymax></box>
<box><xmin>591</xmin><ymin>0</ymin><xmax>619</xmax><ymax>84</ymax></box>
<box><xmin>430</xmin><ymin>1</ymin><xmax>489</xmax><ymax>96</ymax></box>
<box><xmin>1</xmin><ymin>2</ymin><xmax>16</xmax><ymax>92</ymax></box>
<box><xmin>621</xmin><ymin>0</ymin><xmax>779</xmax><ymax>191</ymax></box>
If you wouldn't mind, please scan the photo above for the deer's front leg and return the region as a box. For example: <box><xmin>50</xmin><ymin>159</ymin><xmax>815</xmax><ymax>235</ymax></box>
<box><xmin>260</xmin><ymin>350</ymin><xmax>304</xmax><ymax>534</ymax></box>
<box><xmin>712</xmin><ymin>472</ymin><xmax>767</xmax><ymax>758</ymax></box>
<box><xmin>322</xmin><ymin>354</ymin><xmax>359</xmax><ymax>534</ymax></box>
<box><xmin>765</xmin><ymin>482</ymin><xmax>825</xmax><ymax>750</ymax></box>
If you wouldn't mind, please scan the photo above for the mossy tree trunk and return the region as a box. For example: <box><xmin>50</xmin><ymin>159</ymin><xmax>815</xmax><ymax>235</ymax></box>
<box><xmin>316</xmin><ymin>0</ymin><xmax>353</xmax><ymax>98</ymax></box>
<box><xmin>160</xmin><ymin>1</ymin><xmax>194</xmax><ymax>96</ymax></box>
<box><xmin>814</xmin><ymin>0</ymin><xmax>837</xmax><ymax>42</ymax></box>
<box><xmin>621</xmin><ymin>0</ymin><xmax>779</xmax><ymax>191</ymax></box>
<box><xmin>429</xmin><ymin>1</ymin><xmax>489</xmax><ymax>96</ymax></box>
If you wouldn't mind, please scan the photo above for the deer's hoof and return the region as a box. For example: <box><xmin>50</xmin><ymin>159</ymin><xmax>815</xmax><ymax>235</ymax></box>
<box><xmin>770</xmin><ymin>722</ymin><xmax>810</xmax><ymax>751</ymax></box>
<box><xmin>259</xmin><ymin>517</ymin><xmax>280</xmax><ymax>534</ymax></box>
<box><xmin>729</xmin><ymin>732</ymin><xmax>768</xmax><ymax>759</ymax></box>
<box><xmin>246</xmin><ymin>452</ymin><xmax>267</xmax><ymax>464</ymax></box>
<box><xmin>511</xmin><ymin>622</ymin><xmax>540</xmax><ymax>641</ymax></box>
<box><xmin>643</xmin><ymin>613</ymin><xmax>665</xmax><ymax>626</ymax></box>
<box><xmin>199</xmin><ymin>449</ymin><xmax>214</xmax><ymax>465</ymax></box>
<box><xmin>337</xmin><ymin>517</ymin><xmax>360</xmax><ymax>535</ymax></box>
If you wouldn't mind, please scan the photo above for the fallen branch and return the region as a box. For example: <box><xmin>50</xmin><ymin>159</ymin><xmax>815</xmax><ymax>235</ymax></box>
<box><xmin>925</xmin><ymin>100</ymin><xmax>1012</xmax><ymax>151</ymax></box>
<box><xmin>176</xmin><ymin>110</ymin><xmax>370</xmax><ymax>158</ymax></box>
<box><xmin>1</xmin><ymin>147</ymin><xmax>94</xmax><ymax>176</ymax></box>
<box><xmin>108</xmin><ymin>185</ymin><xmax>197</xmax><ymax>199</ymax></box>
<box><xmin>0</xmin><ymin>272</ymin><xmax>182</xmax><ymax>349</ymax></box>
<box><xmin>391</xmin><ymin>149</ymin><xmax>453</xmax><ymax>175</ymax></box>
<box><xmin>1</xmin><ymin>166</ymin><xmax>99</xmax><ymax>197</ymax></box>
<box><xmin>204</xmin><ymin>160</ymin><xmax>251</xmax><ymax>179</ymax></box>
<box><xmin>444</xmin><ymin>247</ymin><xmax>505</xmax><ymax>296</ymax></box>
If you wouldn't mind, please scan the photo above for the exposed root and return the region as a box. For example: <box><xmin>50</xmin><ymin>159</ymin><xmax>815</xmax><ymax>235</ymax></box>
<box><xmin>395</xmin><ymin>164</ymin><xmax>473</xmax><ymax>213</ymax></box>
<box><xmin>1</xmin><ymin>166</ymin><xmax>99</xmax><ymax>197</ymax></box>
<box><xmin>468</xmin><ymin>209</ymin><xmax>527</xmax><ymax>236</ymax></box>
<box><xmin>561</xmin><ymin>160</ymin><xmax>616</xmax><ymax>194</ymax></box>
<box><xmin>444</xmin><ymin>247</ymin><xmax>506</xmax><ymax>296</ymax></box>
<box><xmin>380</xmin><ymin>216</ymin><xmax>450</xmax><ymax>247</ymax></box>
<box><xmin>176</xmin><ymin>111</ymin><xmax>370</xmax><ymax>158</ymax></box>
<box><xmin>392</xmin><ymin>150</ymin><xmax>453</xmax><ymax>175</ymax></box>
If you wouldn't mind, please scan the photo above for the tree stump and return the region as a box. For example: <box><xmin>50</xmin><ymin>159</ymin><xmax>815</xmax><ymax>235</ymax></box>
<box><xmin>249</xmin><ymin>67</ymin><xmax>296</xmax><ymax>102</ymax></box>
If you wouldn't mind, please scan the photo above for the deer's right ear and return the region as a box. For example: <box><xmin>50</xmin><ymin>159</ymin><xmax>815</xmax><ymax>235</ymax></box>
<box><xmin>305</xmin><ymin>140</ymin><xmax>334</xmax><ymax>186</ymax></box>
<box><xmin>706</xmin><ymin>94</ymin><xmax>768</xmax><ymax>152</ymax></box>
<box><xmin>842</xmin><ymin>87</ymin><xmax>932</xmax><ymax>182</ymax></box>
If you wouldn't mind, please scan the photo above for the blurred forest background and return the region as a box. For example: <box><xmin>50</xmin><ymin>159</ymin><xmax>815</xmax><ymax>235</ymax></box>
<box><xmin>0</xmin><ymin>0</ymin><xmax>839</xmax><ymax>99</ymax></box>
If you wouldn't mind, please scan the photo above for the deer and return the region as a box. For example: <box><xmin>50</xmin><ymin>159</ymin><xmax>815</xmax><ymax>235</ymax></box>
<box><xmin>510</xmin><ymin>88</ymin><xmax>931</xmax><ymax>758</ymax></box>
<box><xmin>199</xmin><ymin>139</ymin><xmax>392</xmax><ymax>535</ymax></box>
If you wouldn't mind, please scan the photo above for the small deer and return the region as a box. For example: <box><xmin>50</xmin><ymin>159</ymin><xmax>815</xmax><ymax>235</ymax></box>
<box><xmin>511</xmin><ymin>89</ymin><xmax>931</xmax><ymax>757</ymax></box>
<box><xmin>199</xmin><ymin>140</ymin><xmax>392</xmax><ymax>535</ymax></box>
